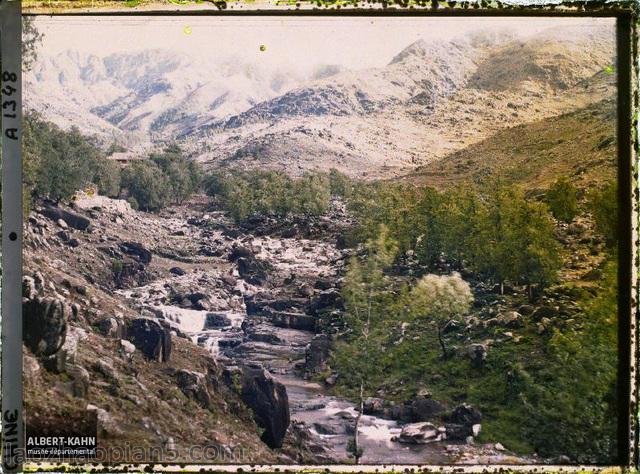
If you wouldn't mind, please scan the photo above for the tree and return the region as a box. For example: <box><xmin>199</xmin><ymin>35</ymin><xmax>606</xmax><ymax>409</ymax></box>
<box><xmin>93</xmin><ymin>158</ymin><xmax>121</xmax><ymax>198</ymax></box>
<box><xmin>23</xmin><ymin>17</ymin><xmax>44</xmax><ymax>72</ymax></box>
<box><xmin>23</xmin><ymin>116</ymin><xmax>105</xmax><ymax>203</ymax></box>
<box><xmin>546</xmin><ymin>177</ymin><xmax>578</xmax><ymax>223</ymax></box>
<box><xmin>408</xmin><ymin>273</ymin><xmax>473</xmax><ymax>359</ymax></box>
<box><xmin>294</xmin><ymin>172</ymin><xmax>331</xmax><ymax>216</ymax></box>
<box><xmin>203</xmin><ymin>169</ymin><xmax>332</xmax><ymax>222</ymax></box>
<box><xmin>468</xmin><ymin>187</ymin><xmax>561</xmax><ymax>298</ymax></box>
<box><xmin>149</xmin><ymin>146</ymin><xmax>202</xmax><ymax>204</ymax></box>
<box><xmin>335</xmin><ymin>225</ymin><xmax>399</xmax><ymax>464</ymax></box>
<box><xmin>121</xmin><ymin>161</ymin><xmax>171</xmax><ymax>212</ymax></box>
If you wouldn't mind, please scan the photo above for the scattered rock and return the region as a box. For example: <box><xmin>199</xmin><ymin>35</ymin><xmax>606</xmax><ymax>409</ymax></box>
<box><xmin>169</xmin><ymin>267</ymin><xmax>186</xmax><ymax>276</ymax></box>
<box><xmin>531</xmin><ymin>305</ymin><xmax>559</xmax><ymax>321</ymax></box>
<box><xmin>40</xmin><ymin>205</ymin><xmax>91</xmax><ymax>231</ymax></box>
<box><xmin>363</xmin><ymin>397</ymin><xmax>385</xmax><ymax>416</ymax></box>
<box><xmin>119</xmin><ymin>339</ymin><xmax>136</xmax><ymax>359</ymax></box>
<box><xmin>120</xmin><ymin>242</ymin><xmax>152</xmax><ymax>264</ymax></box>
<box><xmin>498</xmin><ymin>311</ymin><xmax>522</xmax><ymax>328</ymax></box>
<box><xmin>97</xmin><ymin>317</ymin><xmax>124</xmax><ymax>338</ymax></box>
<box><xmin>467</xmin><ymin>343</ymin><xmax>488</xmax><ymax>369</ymax></box>
<box><xmin>204</xmin><ymin>312</ymin><xmax>232</xmax><ymax>329</ymax></box>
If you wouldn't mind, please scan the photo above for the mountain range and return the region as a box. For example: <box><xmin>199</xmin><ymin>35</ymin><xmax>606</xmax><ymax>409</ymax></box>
<box><xmin>25</xmin><ymin>24</ymin><xmax>616</xmax><ymax>178</ymax></box>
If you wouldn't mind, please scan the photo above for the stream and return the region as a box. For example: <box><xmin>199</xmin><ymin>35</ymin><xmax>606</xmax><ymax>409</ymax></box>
<box><xmin>117</xmin><ymin>221</ymin><xmax>455</xmax><ymax>464</ymax></box>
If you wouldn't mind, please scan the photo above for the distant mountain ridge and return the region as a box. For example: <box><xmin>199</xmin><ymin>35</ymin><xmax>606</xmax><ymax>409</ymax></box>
<box><xmin>25</xmin><ymin>24</ymin><xmax>616</xmax><ymax>178</ymax></box>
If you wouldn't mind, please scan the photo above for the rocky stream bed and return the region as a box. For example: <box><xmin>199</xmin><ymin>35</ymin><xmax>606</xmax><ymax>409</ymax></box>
<box><xmin>22</xmin><ymin>194</ymin><xmax>537</xmax><ymax>464</ymax></box>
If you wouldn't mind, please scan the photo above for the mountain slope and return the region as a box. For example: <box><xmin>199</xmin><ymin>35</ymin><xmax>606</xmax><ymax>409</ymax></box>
<box><xmin>181</xmin><ymin>26</ymin><xmax>615</xmax><ymax>178</ymax></box>
<box><xmin>25</xmin><ymin>24</ymin><xmax>616</xmax><ymax>178</ymax></box>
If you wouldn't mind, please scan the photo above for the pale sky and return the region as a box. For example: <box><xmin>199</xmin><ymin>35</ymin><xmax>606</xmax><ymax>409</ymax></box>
<box><xmin>33</xmin><ymin>16</ymin><xmax>614</xmax><ymax>71</ymax></box>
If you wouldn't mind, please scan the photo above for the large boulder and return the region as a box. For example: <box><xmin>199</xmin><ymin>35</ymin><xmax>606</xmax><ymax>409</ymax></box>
<box><xmin>394</xmin><ymin>422</ymin><xmax>445</xmax><ymax>444</ymax></box>
<box><xmin>126</xmin><ymin>318</ymin><xmax>172</xmax><ymax>362</ymax></box>
<box><xmin>447</xmin><ymin>403</ymin><xmax>482</xmax><ymax>426</ymax></box>
<box><xmin>444</xmin><ymin>423</ymin><xmax>472</xmax><ymax>441</ymax></box>
<box><xmin>232</xmin><ymin>363</ymin><xmax>290</xmax><ymax>448</ymax></box>
<box><xmin>411</xmin><ymin>397</ymin><xmax>445</xmax><ymax>422</ymax></box>
<box><xmin>39</xmin><ymin>205</ymin><xmax>91</xmax><ymax>231</ymax></box>
<box><xmin>46</xmin><ymin>326</ymin><xmax>87</xmax><ymax>373</ymax></box>
<box><xmin>120</xmin><ymin>242</ymin><xmax>152</xmax><ymax>264</ymax></box>
<box><xmin>23</xmin><ymin>296</ymin><xmax>69</xmax><ymax>358</ymax></box>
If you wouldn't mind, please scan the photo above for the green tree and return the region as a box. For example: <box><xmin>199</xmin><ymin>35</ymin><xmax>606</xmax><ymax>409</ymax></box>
<box><xmin>93</xmin><ymin>158</ymin><xmax>121</xmax><ymax>198</ymax></box>
<box><xmin>149</xmin><ymin>146</ymin><xmax>202</xmax><ymax>204</ymax></box>
<box><xmin>469</xmin><ymin>187</ymin><xmax>561</xmax><ymax>298</ymax></box>
<box><xmin>335</xmin><ymin>225</ymin><xmax>399</xmax><ymax>464</ymax></box>
<box><xmin>546</xmin><ymin>177</ymin><xmax>578</xmax><ymax>223</ymax></box>
<box><xmin>408</xmin><ymin>272</ymin><xmax>473</xmax><ymax>359</ymax></box>
<box><xmin>23</xmin><ymin>115</ymin><xmax>105</xmax><ymax>203</ymax></box>
<box><xmin>23</xmin><ymin>17</ymin><xmax>44</xmax><ymax>72</ymax></box>
<box><xmin>121</xmin><ymin>161</ymin><xmax>171</xmax><ymax>212</ymax></box>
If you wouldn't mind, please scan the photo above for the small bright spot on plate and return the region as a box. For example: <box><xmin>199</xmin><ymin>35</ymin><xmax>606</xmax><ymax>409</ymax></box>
<box><xmin>183</xmin><ymin>25</ymin><xmax>193</xmax><ymax>35</ymax></box>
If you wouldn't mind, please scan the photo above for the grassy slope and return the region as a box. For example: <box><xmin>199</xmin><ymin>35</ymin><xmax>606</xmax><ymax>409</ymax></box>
<box><xmin>404</xmin><ymin>96</ymin><xmax>616</xmax><ymax>193</ymax></box>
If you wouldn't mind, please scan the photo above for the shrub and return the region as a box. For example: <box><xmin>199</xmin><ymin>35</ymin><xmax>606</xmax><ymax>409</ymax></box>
<box><xmin>546</xmin><ymin>177</ymin><xmax>578</xmax><ymax>223</ymax></box>
<box><xmin>589</xmin><ymin>181</ymin><xmax>617</xmax><ymax>248</ymax></box>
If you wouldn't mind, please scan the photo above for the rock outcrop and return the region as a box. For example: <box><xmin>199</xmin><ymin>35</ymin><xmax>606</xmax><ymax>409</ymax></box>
<box><xmin>126</xmin><ymin>318</ymin><xmax>172</xmax><ymax>362</ymax></box>
<box><xmin>226</xmin><ymin>363</ymin><xmax>290</xmax><ymax>449</ymax></box>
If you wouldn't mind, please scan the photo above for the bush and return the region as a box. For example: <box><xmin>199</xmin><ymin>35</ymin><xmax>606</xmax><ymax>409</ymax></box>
<box><xmin>546</xmin><ymin>177</ymin><xmax>578</xmax><ymax>223</ymax></box>
<box><xmin>589</xmin><ymin>181</ymin><xmax>617</xmax><ymax>248</ymax></box>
